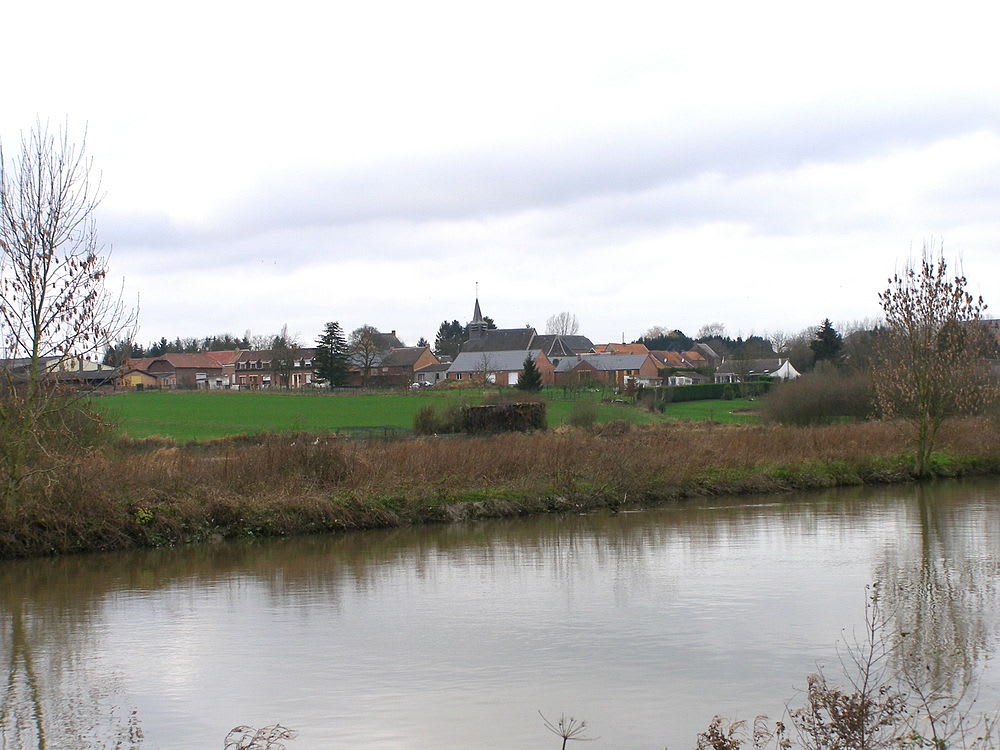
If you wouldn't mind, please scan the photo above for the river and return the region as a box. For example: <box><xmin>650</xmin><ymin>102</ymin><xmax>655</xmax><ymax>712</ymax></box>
<box><xmin>2</xmin><ymin>480</ymin><xmax>999</xmax><ymax>749</ymax></box>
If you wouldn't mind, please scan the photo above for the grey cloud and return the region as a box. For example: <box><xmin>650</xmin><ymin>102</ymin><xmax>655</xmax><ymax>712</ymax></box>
<box><xmin>102</xmin><ymin>95</ymin><xmax>1000</xmax><ymax>272</ymax></box>
<box><xmin>220</xmin><ymin>96</ymin><xmax>997</xmax><ymax>233</ymax></box>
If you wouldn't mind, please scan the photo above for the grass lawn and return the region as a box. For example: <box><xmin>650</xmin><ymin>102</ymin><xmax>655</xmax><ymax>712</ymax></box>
<box><xmin>660</xmin><ymin>398</ymin><xmax>760</xmax><ymax>424</ymax></box>
<box><xmin>95</xmin><ymin>388</ymin><xmax>676</xmax><ymax>441</ymax></box>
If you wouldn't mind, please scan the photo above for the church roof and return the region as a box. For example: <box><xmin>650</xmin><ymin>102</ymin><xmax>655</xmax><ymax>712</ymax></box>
<box><xmin>461</xmin><ymin>327</ymin><xmax>537</xmax><ymax>352</ymax></box>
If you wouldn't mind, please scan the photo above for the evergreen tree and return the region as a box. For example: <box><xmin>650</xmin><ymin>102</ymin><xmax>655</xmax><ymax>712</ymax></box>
<box><xmin>417</xmin><ymin>337</ymin><xmax>429</xmax><ymax>348</ymax></box>
<box><xmin>517</xmin><ymin>355</ymin><xmax>543</xmax><ymax>392</ymax></box>
<box><xmin>434</xmin><ymin>320</ymin><xmax>465</xmax><ymax>358</ymax></box>
<box><xmin>810</xmin><ymin>318</ymin><xmax>844</xmax><ymax>364</ymax></box>
<box><xmin>315</xmin><ymin>321</ymin><xmax>350</xmax><ymax>388</ymax></box>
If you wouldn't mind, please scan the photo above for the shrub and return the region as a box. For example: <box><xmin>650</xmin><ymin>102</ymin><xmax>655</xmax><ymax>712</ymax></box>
<box><xmin>721</xmin><ymin>384</ymin><xmax>736</xmax><ymax>400</ymax></box>
<box><xmin>413</xmin><ymin>403</ymin><xmax>464</xmax><ymax>435</ymax></box>
<box><xmin>762</xmin><ymin>368</ymin><xmax>874</xmax><ymax>425</ymax></box>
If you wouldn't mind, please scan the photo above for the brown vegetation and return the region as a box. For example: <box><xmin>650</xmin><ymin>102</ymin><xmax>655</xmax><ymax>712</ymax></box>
<box><xmin>2</xmin><ymin>417</ymin><xmax>1000</xmax><ymax>559</ymax></box>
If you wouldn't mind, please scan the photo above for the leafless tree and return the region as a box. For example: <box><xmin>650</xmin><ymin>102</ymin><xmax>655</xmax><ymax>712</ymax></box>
<box><xmin>0</xmin><ymin>121</ymin><xmax>135</xmax><ymax>509</ymax></box>
<box><xmin>545</xmin><ymin>311</ymin><xmax>580</xmax><ymax>336</ymax></box>
<box><xmin>270</xmin><ymin>323</ymin><xmax>300</xmax><ymax>389</ymax></box>
<box><xmin>349</xmin><ymin>324</ymin><xmax>381</xmax><ymax>387</ymax></box>
<box><xmin>873</xmin><ymin>247</ymin><xmax>997</xmax><ymax>476</ymax></box>
<box><xmin>474</xmin><ymin>352</ymin><xmax>495</xmax><ymax>386</ymax></box>
<box><xmin>697</xmin><ymin>322</ymin><xmax>727</xmax><ymax>340</ymax></box>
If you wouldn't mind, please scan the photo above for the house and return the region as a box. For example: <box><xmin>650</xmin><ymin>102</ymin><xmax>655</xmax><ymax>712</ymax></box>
<box><xmin>1</xmin><ymin>356</ymin><xmax>120</xmax><ymax>390</ymax></box>
<box><xmin>414</xmin><ymin>362</ymin><xmax>451</xmax><ymax>385</ymax></box>
<box><xmin>119</xmin><ymin>367</ymin><xmax>172</xmax><ymax>390</ymax></box>
<box><xmin>714</xmin><ymin>358</ymin><xmax>801</xmax><ymax>383</ymax></box>
<box><xmin>551</xmin><ymin>353</ymin><xmax>661</xmax><ymax>387</ymax></box>
<box><xmin>129</xmin><ymin>353</ymin><xmax>225</xmax><ymax>389</ymax></box>
<box><xmin>203</xmin><ymin>350</ymin><xmax>243</xmax><ymax>388</ymax></box>
<box><xmin>347</xmin><ymin>329</ymin><xmax>405</xmax><ymax>386</ymax></box>
<box><xmin>370</xmin><ymin>346</ymin><xmax>440</xmax><ymax>386</ymax></box>
<box><xmin>447</xmin><ymin>349</ymin><xmax>555</xmax><ymax>386</ymax></box>
<box><xmin>234</xmin><ymin>348</ymin><xmax>318</xmax><ymax>389</ymax></box>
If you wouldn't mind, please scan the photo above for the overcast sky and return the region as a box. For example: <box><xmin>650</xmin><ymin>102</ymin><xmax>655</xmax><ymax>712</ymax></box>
<box><xmin>4</xmin><ymin>2</ymin><xmax>1000</xmax><ymax>348</ymax></box>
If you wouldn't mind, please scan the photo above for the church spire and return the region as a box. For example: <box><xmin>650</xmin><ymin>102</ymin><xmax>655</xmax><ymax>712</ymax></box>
<box><xmin>467</xmin><ymin>283</ymin><xmax>487</xmax><ymax>340</ymax></box>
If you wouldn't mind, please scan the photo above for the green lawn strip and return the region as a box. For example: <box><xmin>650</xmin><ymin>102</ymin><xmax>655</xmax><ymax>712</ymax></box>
<box><xmin>660</xmin><ymin>398</ymin><xmax>760</xmax><ymax>423</ymax></box>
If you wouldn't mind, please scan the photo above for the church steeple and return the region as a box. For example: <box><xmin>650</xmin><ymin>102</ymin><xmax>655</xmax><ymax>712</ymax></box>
<box><xmin>467</xmin><ymin>285</ymin><xmax>487</xmax><ymax>340</ymax></box>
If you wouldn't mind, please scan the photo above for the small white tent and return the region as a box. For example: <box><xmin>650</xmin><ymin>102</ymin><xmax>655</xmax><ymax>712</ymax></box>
<box><xmin>770</xmin><ymin>359</ymin><xmax>801</xmax><ymax>380</ymax></box>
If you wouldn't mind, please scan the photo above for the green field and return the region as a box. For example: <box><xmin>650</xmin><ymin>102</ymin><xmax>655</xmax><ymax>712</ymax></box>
<box><xmin>94</xmin><ymin>389</ymin><xmax>757</xmax><ymax>441</ymax></box>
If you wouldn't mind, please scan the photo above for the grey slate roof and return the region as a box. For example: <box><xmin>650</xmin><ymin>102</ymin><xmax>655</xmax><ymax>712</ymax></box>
<box><xmin>532</xmin><ymin>334</ymin><xmax>594</xmax><ymax>356</ymax></box>
<box><xmin>448</xmin><ymin>349</ymin><xmax>543</xmax><ymax>373</ymax></box>
<box><xmin>461</xmin><ymin>328</ymin><xmax>537</xmax><ymax>353</ymax></box>
<box><xmin>415</xmin><ymin>362</ymin><xmax>451</xmax><ymax>373</ymax></box>
<box><xmin>579</xmin><ymin>354</ymin><xmax>651</xmax><ymax>371</ymax></box>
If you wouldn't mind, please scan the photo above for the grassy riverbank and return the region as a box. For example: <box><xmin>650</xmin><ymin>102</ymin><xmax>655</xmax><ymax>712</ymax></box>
<box><xmin>2</xmin><ymin>417</ymin><xmax>999</xmax><ymax>559</ymax></box>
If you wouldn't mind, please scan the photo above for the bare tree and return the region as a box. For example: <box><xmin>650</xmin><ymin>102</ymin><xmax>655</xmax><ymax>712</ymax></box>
<box><xmin>0</xmin><ymin>121</ymin><xmax>135</xmax><ymax>508</ymax></box>
<box><xmin>545</xmin><ymin>311</ymin><xmax>580</xmax><ymax>336</ymax></box>
<box><xmin>270</xmin><ymin>323</ymin><xmax>300</xmax><ymax>389</ymax></box>
<box><xmin>474</xmin><ymin>352</ymin><xmax>495</xmax><ymax>386</ymax></box>
<box><xmin>697</xmin><ymin>322</ymin><xmax>726</xmax><ymax>340</ymax></box>
<box><xmin>873</xmin><ymin>247</ymin><xmax>997</xmax><ymax>477</ymax></box>
<box><xmin>349</xmin><ymin>325</ymin><xmax>381</xmax><ymax>387</ymax></box>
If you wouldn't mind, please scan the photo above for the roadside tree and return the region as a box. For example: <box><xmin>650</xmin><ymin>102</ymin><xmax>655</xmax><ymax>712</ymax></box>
<box><xmin>0</xmin><ymin>121</ymin><xmax>135</xmax><ymax>508</ymax></box>
<box><xmin>315</xmin><ymin>321</ymin><xmax>350</xmax><ymax>388</ymax></box>
<box><xmin>873</xmin><ymin>249</ymin><xmax>998</xmax><ymax>476</ymax></box>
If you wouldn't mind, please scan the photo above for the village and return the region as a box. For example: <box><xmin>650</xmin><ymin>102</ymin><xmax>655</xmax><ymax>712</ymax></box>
<box><xmin>107</xmin><ymin>298</ymin><xmax>802</xmax><ymax>393</ymax></box>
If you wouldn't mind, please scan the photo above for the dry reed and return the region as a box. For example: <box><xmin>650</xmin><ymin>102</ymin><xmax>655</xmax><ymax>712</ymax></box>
<box><xmin>2</xmin><ymin>418</ymin><xmax>999</xmax><ymax>558</ymax></box>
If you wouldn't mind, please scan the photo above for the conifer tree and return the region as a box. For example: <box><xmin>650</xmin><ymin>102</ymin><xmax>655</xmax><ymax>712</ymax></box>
<box><xmin>810</xmin><ymin>318</ymin><xmax>843</xmax><ymax>364</ymax></box>
<box><xmin>517</xmin><ymin>355</ymin><xmax>543</xmax><ymax>392</ymax></box>
<box><xmin>315</xmin><ymin>321</ymin><xmax>350</xmax><ymax>388</ymax></box>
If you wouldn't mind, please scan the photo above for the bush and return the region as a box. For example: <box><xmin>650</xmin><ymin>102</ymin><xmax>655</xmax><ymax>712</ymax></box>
<box><xmin>413</xmin><ymin>403</ymin><xmax>464</xmax><ymax>435</ymax></box>
<box><xmin>566</xmin><ymin>400</ymin><xmax>598</xmax><ymax>428</ymax></box>
<box><xmin>762</xmin><ymin>368</ymin><xmax>874</xmax><ymax>425</ymax></box>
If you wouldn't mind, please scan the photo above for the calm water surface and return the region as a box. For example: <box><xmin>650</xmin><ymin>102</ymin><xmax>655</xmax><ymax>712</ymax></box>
<box><xmin>2</xmin><ymin>480</ymin><xmax>999</xmax><ymax>749</ymax></box>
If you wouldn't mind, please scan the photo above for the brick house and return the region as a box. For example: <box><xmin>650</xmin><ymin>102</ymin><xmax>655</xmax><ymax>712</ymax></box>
<box><xmin>369</xmin><ymin>346</ymin><xmax>440</xmax><ymax>387</ymax></box>
<box><xmin>552</xmin><ymin>353</ymin><xmax>661</xmax><ymax>387</ymax></box>
<box><xmin>234</xmin><ymin>348</ymin><xmax>318</xmax><ymax>389</ymax></box>
<box><xmin>128</xmin><ymin>353</ymin><xmax>225</xmax><ymax>389</ymax></box>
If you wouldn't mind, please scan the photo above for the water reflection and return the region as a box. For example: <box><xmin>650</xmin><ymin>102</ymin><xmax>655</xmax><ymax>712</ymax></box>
<box><xmin>1</xmin><ymin>480</ymin><xmax>998</xmax><ymax>749</ymax></box>
<box><xmin>876</xmin><ymin>483</ymin><xmax>1000</xmax><ymax>691</ymax></box>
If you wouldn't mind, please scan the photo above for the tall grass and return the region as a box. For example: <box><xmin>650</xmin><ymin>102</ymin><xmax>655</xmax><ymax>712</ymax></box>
<box><xmin>3</xmin><ymin>418</ymin><xmax>999</xmax><ymax>558</ymax></box>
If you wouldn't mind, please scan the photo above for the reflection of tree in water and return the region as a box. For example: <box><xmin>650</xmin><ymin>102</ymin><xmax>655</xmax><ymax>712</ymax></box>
<box><xmin>875</xmin><ymin>482</ymin><xmax>1000</xmax><ymax>691</ymax></box>
<box><xmin>0</xmin><ymin>558</ymin><xmax>143</xmax><ymax>749</ymax></box>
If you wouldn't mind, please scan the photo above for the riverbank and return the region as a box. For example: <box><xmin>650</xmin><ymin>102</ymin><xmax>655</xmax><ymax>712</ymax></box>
<box><xmin>2</xmin><ymin>418</ymin><xmax>999</xmax><ymax>559</ymax></box>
